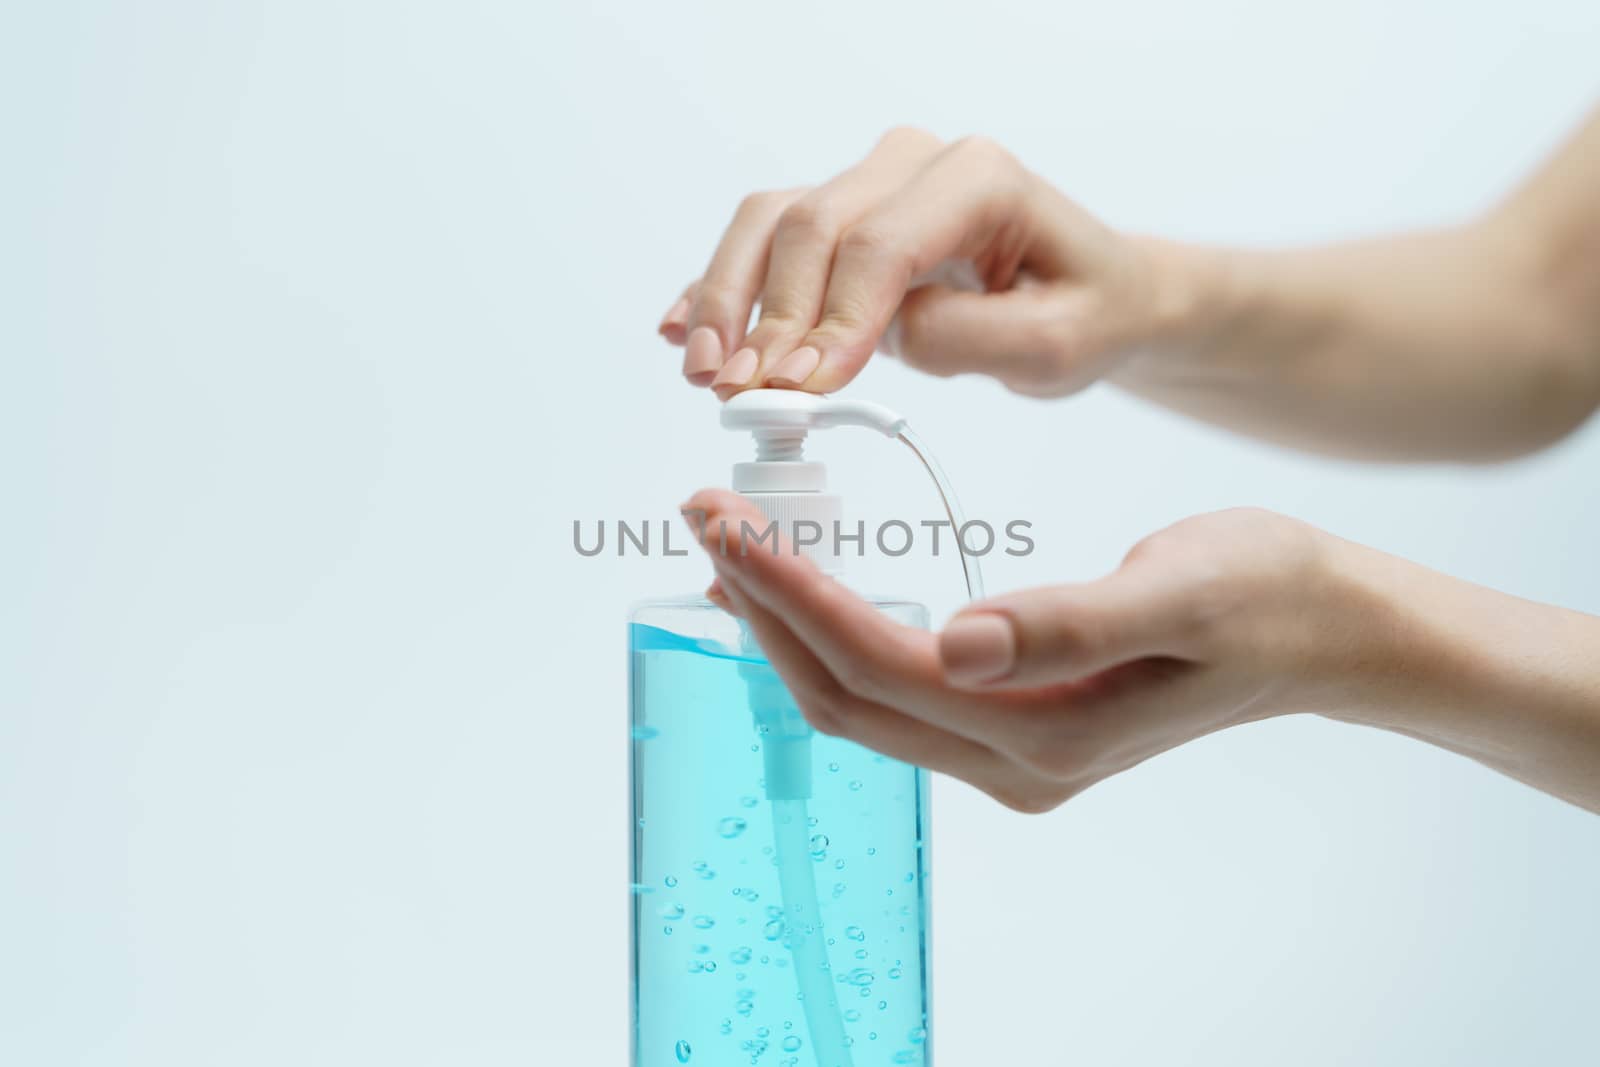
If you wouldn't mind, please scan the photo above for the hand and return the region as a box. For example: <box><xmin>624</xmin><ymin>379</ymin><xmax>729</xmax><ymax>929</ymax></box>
<box><xmin>682</xmin><ymin>489</ymin><xmax>1349</xmax><ymax>812</ymax></box>
<box><xmin>658</xmin><ymin>129</ymin><xmax>1179</xmax><ymax>400</ymax></box>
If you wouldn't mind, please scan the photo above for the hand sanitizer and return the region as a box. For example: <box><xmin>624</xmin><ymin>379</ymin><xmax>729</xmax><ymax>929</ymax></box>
<box><xmin>630</xmin><ymin>391</ymin><xmax>954</xmax><ymax>1067</ymax></box>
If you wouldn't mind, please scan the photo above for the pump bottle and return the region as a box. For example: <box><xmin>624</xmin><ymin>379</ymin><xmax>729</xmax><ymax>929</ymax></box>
<box><xmin>629</xmin><ymin>391</ymin><xmax>934</xmax><ymax>1067</ymax></box>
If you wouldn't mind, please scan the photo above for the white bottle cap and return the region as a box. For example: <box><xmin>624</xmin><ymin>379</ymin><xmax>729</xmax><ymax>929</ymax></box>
<box><xmin>720</xmin><ymin>390</ymin><xmax>906</xmax><ymax>576</ymax></box>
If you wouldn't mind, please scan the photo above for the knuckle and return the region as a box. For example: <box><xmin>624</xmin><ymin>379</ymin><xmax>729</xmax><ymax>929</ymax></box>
<box><xmin>814</xmin><ymin>294</ymin><xmax>877</xmax><ymax>339</ymax></box>
<box><xmin>875</xmin><ymin>125</ymin><xmax>941</xmax><ymax>153</ymax></box>
<box><xmin>1034</xmin><ymin>302</ymin><xmax>1091</xmax><ymax>360</ymax></box>
<box><xmin>751</xmin><ymin>308</ymin><xmax>810</xmax><ymax>338</ymax></box>
<box><xmin>736</xmin><ymin>189</ymin><xmax>788</xmax><ymax>220</ymax></box>
<box><xmin>838</xmin><ymin>222</ymin><xmax>910</xmax><ymax>272</ymax></box>
<box><xmin>945</xmin><ymin>136</ymin><xmax>1028</xmax><ymax>205</ymax></box>
<box><xmin>691</xmin><ymin>283</ymin><xmax>744</xmax><ymax>328</ymax></box>
<box><xmin>775</xmin><ymin>197</ymin><xmax>838</xmax><ymax>245</ymax></box>
<box><xmin>816</xmin><ymin>308</ymin><xmax>870</xmax><ymax>340</ymax></box>
<box><xmin>948</xmin><ymin>134</ymin><xmax>1016</xmax><ymax>173</ymax></box>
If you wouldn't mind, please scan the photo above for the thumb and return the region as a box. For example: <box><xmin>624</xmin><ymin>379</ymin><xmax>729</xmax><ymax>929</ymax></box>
<box><xmin>938</xmin><ymin>569</ymin><xmax>1197</xmax><ymax>689</ymax></box>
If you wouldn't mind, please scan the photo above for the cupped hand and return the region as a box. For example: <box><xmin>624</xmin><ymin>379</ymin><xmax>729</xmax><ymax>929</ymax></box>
<box><xmin>659</xmin><ymin>130</ymin><xmax>1178</xmax><ymax>400</ymax></box>
<box><xmin>682</xmin><ymin>489</ymin><xmax>1352</xmax><ymax>812</ymax></box>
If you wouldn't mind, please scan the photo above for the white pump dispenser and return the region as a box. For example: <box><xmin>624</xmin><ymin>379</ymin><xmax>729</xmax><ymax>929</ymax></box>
<box><xmin>720</xmin><ymin>390</ymin><xmax>907</xmax><ymax>575</ymax></box>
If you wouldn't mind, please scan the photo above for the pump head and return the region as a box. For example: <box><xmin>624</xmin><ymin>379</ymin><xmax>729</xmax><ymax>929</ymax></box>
<box><xmin>719</xmin><ymin>390</ymin><xmax>906</xmax><ymax>575</ymax></box>
<box><xmin>720</xmin><ymin>388</ymin><xmax>907</xmax><ymax>441</ymax></box>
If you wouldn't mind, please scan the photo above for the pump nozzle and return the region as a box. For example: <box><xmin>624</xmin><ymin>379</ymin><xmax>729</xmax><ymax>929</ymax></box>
<box><xmin>720</xmin><ymin>388</ymin><xmax>906</xmax><ymax>438</ymax></box>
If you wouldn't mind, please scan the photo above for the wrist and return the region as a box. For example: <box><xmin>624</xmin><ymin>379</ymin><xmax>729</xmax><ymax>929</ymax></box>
<box><xmin>1113</xmin><ymin>238</ymin><xmax>1253</xmax><ymax>382</ymax></box>
<box><xmin>1236</xmin><ymin>521</ymin><xmax>1394</xmax><ymax>723</ymax></box>
<box><xmin>1302</xmin><ymin>531</ymin><xmax>1522</xmax><ymax>740</ymax></box>
<box><xmin>1302</xmin><ymin>535</ymin><xmax>1428</xmax><ymax>727</ymax></box>
<box><xmin>1314</xmin><ymin>534</ymin><xmax>1600</xmax><ymax>809</ymax></box>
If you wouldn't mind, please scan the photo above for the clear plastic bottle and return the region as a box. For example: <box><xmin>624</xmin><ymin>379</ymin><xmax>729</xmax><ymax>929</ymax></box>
<box><xmin>629</xmin><ymin>595</ymin><xmax>932</xmax><ymax>1067</ymax></box>
<box><xmin>629</xmin><ymin>391</ymin><xmax>946</xmax><ymax>1067</ymax></box>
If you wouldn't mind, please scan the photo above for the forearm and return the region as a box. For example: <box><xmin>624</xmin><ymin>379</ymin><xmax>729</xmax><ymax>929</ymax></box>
<box><xmin>1317</xmin><ymin>534</ymin><xmax>1600</xmax><ymax>812</ymax></box>
<box><xmin>1113</xmin><ymin>223</ymin><xmax>1600</xmax><ymax>460</ymax></box>
<box><xmin>1110</xmin><ymin>108</ymin><xmax>1600</xmax><ymax>461</ymax></box>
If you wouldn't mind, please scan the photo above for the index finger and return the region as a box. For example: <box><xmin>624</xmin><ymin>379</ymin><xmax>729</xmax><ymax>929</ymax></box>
<box><xmin>683</xmin><ymin>188</ymin><xmax>806</xmax><ymax>385</ymax></box>
<box><xmin>791</xmin><ymin>138</ymin><xmax>1036</xmax><ymax>392</ymax></box>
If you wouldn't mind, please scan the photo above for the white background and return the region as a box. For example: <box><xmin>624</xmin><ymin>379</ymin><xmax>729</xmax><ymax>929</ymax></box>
<box><xmin>4</xmin><ymin>1</ymin><xmax>1600</xmax><ymax>1064</ymax></box>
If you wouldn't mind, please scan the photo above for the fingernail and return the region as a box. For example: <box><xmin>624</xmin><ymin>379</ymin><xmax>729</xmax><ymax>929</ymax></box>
<box><xmin>767</xmin><ymin>346</ymin><xmax>820</xmax><ymax>387</ymax></box>
<box><xmin>683</xmin><ymin>326</ymin><xmax>725</xmax><ymax>384</ymax></box>
<box><xmin>660</xmin><ymin>297</ymin><xmax>690</xmax><ymax>330</ymax></box>
<box><xmin>939</xmin><ymin>613</ymin><xmax>1016</xmax><ymax>685</ymax></box>
<box><xmin>711</xmin><ymin>347</ymin><xmax>758</xmax><ymax>393</ymax></box>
